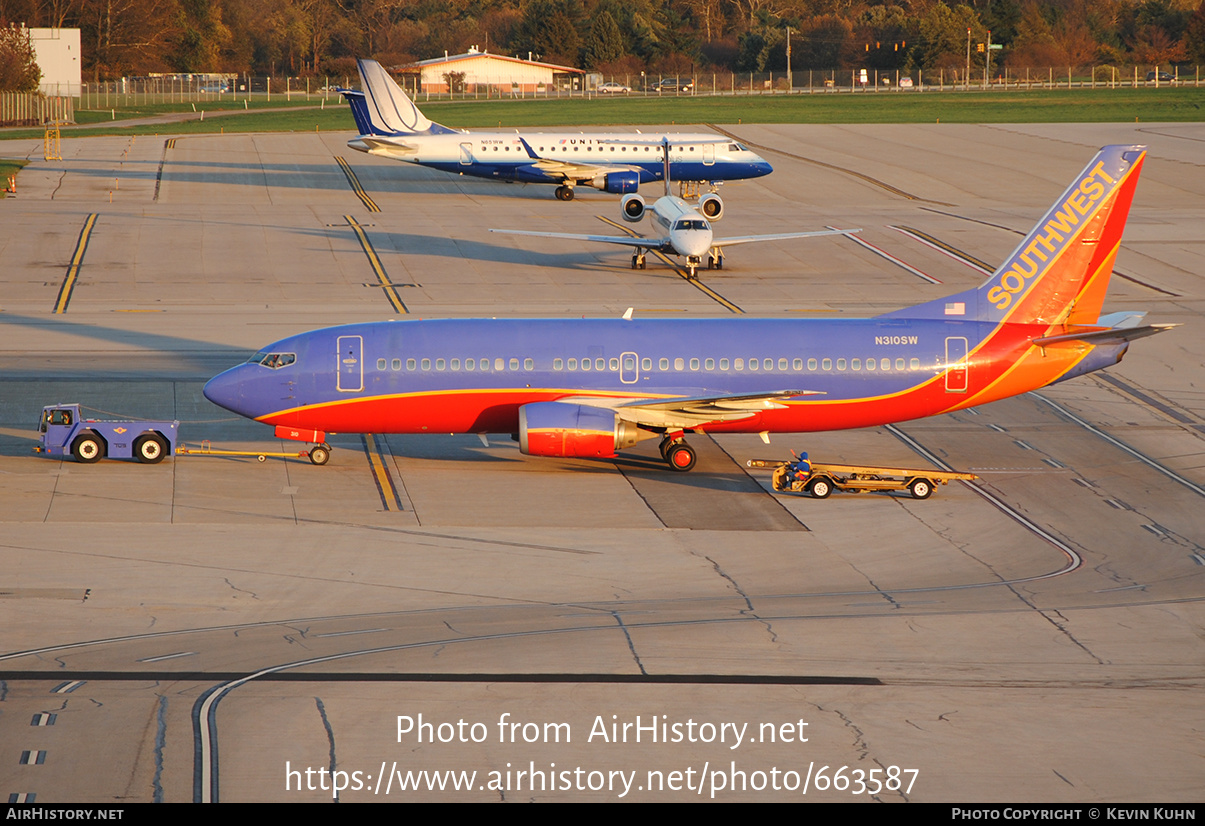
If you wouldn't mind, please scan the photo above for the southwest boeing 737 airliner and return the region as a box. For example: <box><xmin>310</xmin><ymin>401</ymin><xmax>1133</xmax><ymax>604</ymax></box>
<box><xmin>340</xmin><ymin>58</ymin><xmax>772</xmax><ymax>203</ymax></box>
<box><xmin>204</xmin><ymin>145</ymin><xmax>1171</xmax><ymax>472</ymax></box>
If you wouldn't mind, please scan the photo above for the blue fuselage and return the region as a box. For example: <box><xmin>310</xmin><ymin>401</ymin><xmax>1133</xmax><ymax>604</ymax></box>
<box><xmin>202</xmin><ymin>315</ymin><xmax>1098</xmax><ymax>438</ymax></box>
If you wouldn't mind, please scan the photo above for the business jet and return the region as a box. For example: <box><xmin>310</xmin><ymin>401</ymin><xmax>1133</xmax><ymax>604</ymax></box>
<box><xmin>204</xmin><ymin>145</ymin><xmax>1172</xmax><ymax>473</ymax></box>
<box><xmin>340</xmin><ymin>58</ymin><xmax>772</xmax><ymax>202</ymax></box>
<box><xmin>491</xmin><ymin>140</ymin><xmax>856</xmax><ymax>277</ymax></box>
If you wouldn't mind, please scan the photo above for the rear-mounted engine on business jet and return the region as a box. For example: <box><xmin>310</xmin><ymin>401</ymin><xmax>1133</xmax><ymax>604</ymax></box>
<box><xmin>698</xmin><ymin>192</ymin><xmax>724</xmax><ymax>220</ymax></box>
<box><xmin>621</xmin><ymin>193</ymin><xmax>646</xmax><ymax>222</ymax></box>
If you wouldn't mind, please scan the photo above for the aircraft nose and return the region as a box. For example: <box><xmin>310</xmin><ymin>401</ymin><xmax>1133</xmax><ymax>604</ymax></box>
<box><xmin>752</xmin><ymin>159</ymin><xmax>773</xmax><ymax>177</ymax></box>
<box><xmin>680</xmin><ymin>230</ymin><xmax>713</xmax><ymax>258</ymax></box>
<box><xmin>203</xmin><ymin>365</ymin><xmax>252</xmax><ymax>416</ymax></box>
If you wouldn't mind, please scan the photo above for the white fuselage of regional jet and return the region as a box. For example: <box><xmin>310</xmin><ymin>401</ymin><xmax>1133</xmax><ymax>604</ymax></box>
<box><xmin>347</xmin><ymin>131</ymin><xmax>771</xmax><ymax>189</ymax></box>
<box><xmin>341</xmin><ymin>58</ymin><xmax>772</xmax><ymax>200</ymax></box>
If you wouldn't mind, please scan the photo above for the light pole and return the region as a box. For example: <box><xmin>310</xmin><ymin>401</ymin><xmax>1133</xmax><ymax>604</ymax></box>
<box><xmin>985</xmin><ymin>30</ymin><xmax>992</xmax><ymax>88</ymax></box>
<box><xmin>786</xmin><ymin>26</ymin><xmax>793</xmax><ymax>92</ymax></box>
<box><xmin>966</xmin><ymin>27</ymin><xmax>971</xmax><ymax>91</ymax></box>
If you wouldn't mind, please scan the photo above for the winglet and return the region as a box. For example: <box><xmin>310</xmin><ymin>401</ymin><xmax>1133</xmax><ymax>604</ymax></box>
<box><xmin>518</xmin><ymin>137</ymin><xmax>541</xmax><ymax>159</ymax></box>
<box><xmin>622</xmin><ymin>307</ymin><xmax>634</xmax><ymax>320</ymax></box>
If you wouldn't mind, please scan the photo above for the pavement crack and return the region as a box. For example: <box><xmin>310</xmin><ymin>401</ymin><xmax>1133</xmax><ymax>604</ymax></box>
<box><xmin>703</xmin><ymin>554</ymin><xmax>778</xmax><ymax>644</ymax></box>
<box><xmin>223</xmin><ymin>577</ymin><xmax>260</xmax><ymax>600</ymax></box>
<box><xmin>611</xmin><ymin>611</ymin><xmax>648</xmax><ymax>676</ymax></box>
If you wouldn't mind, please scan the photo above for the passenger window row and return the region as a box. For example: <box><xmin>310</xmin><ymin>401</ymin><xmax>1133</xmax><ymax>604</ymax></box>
<box><xmin>374</xmin><ymin>356</ymin><xmax>927</xmax><ymax>373</ymax></box>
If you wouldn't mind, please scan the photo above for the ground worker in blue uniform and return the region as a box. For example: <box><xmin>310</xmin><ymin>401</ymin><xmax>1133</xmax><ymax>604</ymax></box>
<box><xmin>772</xmin><ymin>452</ymin><xmax>812</xmax><ymax>491</ymax></box>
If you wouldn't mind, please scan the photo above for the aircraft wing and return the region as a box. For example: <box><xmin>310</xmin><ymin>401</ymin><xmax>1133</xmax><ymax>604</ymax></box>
<box><xmin>524</xmin><ymin>157</ymin><xmax>645</xmax><ymax>182</ymax></box>
<box><xmin>712</xmin><ymin>228</ymin><xmax>860</xmax><ymax>249</ymax></box>
<box><xmin>563</xmin><ymin>389</ymin><xmax>822</xmax><ymax>429</ymax></box>
<box><xmin>491</xmin><ymin>228</ymin><xmax>672</xmax><ymax>252</ymax></box>
<box><xmin>516</xmin><ymin>138</ymin><xmax>644</xmax><ymax>183</ymax></box>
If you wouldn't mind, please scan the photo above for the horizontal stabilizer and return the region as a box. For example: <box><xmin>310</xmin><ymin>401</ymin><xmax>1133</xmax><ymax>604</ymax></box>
<box><xmin>348</xmin><ymin>136</ymin><xmax>420</xmax><ymax>156</ymax></box>
<box><xmin>1032</xmin><ymin>323</ymin><xmax>1179</xmax><ymax>347</ymax></box>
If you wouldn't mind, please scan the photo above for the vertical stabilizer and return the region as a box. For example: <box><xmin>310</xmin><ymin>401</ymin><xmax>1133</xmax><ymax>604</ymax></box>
<box><xmin>356</xmin><ymin>59</ymin><xmax>456</xmax><ymax>136</ymax></box>
<box><xmin>884</xmin><ymin>145</ymin><xmax>1146</xmax><ymax>326</ymax></box>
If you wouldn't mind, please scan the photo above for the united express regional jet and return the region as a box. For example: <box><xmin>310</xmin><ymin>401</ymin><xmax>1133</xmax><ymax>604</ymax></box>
<box><xmin>340</xmin><ymin>59</ymin><xmax>772</xmax><ymax>202</ymax></box>
<box><xmin>204</xmin><ymin>145</ymin><xmax>1171</xmax><ymax>472</ymax></box>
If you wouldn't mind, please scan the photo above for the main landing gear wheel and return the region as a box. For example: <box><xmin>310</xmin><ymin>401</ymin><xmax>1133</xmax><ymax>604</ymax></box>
<box><xmin>807</xmin><ymin>478</ymin><xmax>833</xmax><ymax>499</ymax></box>
<box><xmin>631</xmin><ymin>253</ymin><xmax>645</xmax><ymax>270</ymax></box>
<box><xmin>909</xmin><ymin>478</ymin><xmax>933</xmax><ymax>500</ymax></box>
<box><xmin>134</xmin><ymin>433</ymin><xmax>166</xmax><ymax>464</ymax></box>
<box><xmin>71</xmin><ymin>434</ymin><xmax>103</xmax><ymax>464</ymax></box>
<box><xmin>665</xmin><ymin>443</ymin><xmax>696</xmax><ymax>472</ymax></box>
<box><xmin>555</xmin><ymin>185</ymin><xmax>574</xmax><ymax>201</ymax></box>
<box><xmin>309</xmin><ymin>444</ymin><xmax>331</xmax><ymax>466</ymax></box>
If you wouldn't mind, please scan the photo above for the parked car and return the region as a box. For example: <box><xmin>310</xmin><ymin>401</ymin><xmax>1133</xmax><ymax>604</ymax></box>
<box><xmin>597</xmin><ymin>81</ymin><xmax>631</xmax><ymax>94</ymax></box>
<box><xmin>1145</xmin><ymin>70</ymin><xmax>1174</xmax><ymax>82</ymax></box>
<box><xmin>898</xmin><ymin>77</ymin><xmax>914</xmax><ymax>88</ymax></box>
<box><xmin>653</xmin><ymin>77</ymin><xmax>694</xmax><ymax>93</ymax></box>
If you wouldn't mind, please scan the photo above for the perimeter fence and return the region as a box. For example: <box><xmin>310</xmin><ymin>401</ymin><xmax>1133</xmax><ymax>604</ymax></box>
<box><xmin>6</xmin><ymin>64</ymin><xmax>1199</xmax><ymax>123</ymax></box>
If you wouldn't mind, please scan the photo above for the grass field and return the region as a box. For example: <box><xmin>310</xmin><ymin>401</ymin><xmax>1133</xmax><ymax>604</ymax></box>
<box><xmin>0</xmin><ymin>158</ymin><xmax>28</xmax><ymax>181</ymax></box>
<box><xmin>0</xmin><ymin>86</ymin><xmax>1201</xmax><ymax>143</ymax></box>
<box><xmin>424</xmin><ymin>86</ymin><xmax>1205</xmax><ymax>127</ymax></box>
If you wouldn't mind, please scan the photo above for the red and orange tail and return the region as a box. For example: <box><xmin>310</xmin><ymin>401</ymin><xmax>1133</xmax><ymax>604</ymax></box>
<box><xmin>886</xmin><ymin>145</ymin><xmax>1146</xmax><ymax>327</ymax></box>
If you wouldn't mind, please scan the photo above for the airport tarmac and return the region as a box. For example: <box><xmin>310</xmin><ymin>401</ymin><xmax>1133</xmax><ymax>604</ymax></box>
<box><xmin>0</xmin><ymin>121</ymin><xmax>1202</xmax><ymax>803</ymax></box>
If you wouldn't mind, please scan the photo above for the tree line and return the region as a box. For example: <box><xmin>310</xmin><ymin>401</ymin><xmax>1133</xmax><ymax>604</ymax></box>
<box><xmin>1</xmin><ymin>0</ymin><xmax>1202</xmax><ymax>85</ymax></box>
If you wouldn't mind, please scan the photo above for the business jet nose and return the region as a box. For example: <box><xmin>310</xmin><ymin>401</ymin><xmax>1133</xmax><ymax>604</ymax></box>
<box><xmin>203</xmin><ymin>365</ymin><xmax>252</xmax><ymax>416</ymax></box>
<box><xmin>752</xmin><ymin>159</ymin><xmax>773</xmax><ymax>177</ymax></box>
<box><xmin>679</xmin><ymin>229</ymin><xmax>713</xmax><ymax>258</ymax></box>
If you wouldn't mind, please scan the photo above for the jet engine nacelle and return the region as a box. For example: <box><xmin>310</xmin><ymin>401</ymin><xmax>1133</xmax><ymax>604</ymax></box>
<box><xmin>621</xmin><ymin>193</ymin><xmax>646</xmax><ymax>222</ymax></box>
<box><xmin>593</xmin><ymin>170</ymin><xmax>641</xmax><ymax>194</ymax></box>
<box><xmin>698</xmin><ymin>193</ymin><xmax>724</xmax><ymax>220</ymax></box>
<box><xmin>518</xmin><ymin>402</ymin><xmax>645</xmax><ymax>458</ymax></box>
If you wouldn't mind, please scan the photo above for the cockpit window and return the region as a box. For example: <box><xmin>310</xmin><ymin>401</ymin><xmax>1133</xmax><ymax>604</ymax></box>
<box><xmin>674</xmin><ymin>220</ymin><xmax>709</xmax><ymax>231</ymax></box>
<box><xmin>250</xmin><ymin>352</ymin><xmax>296</xmax><ymax>369</ymax></box>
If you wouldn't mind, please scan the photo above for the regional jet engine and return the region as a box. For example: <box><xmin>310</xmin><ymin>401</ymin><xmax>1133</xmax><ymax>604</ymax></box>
<box><xmin>593</xmin><ymin>170</ymin><xmax>641</xmax><ymax>194</ymax></box>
